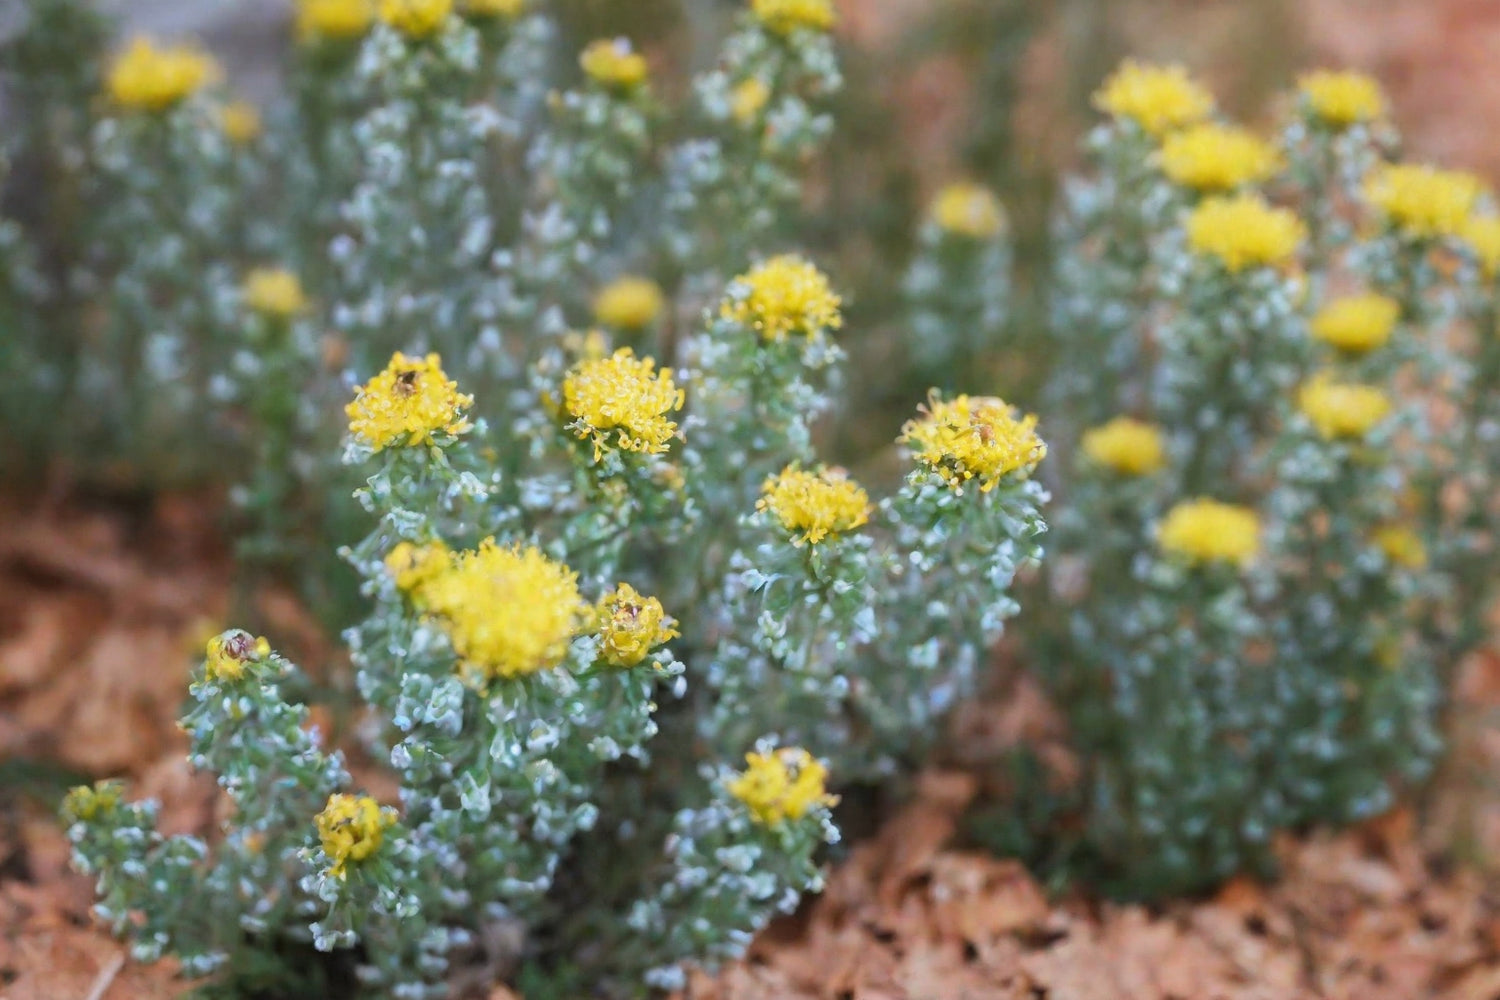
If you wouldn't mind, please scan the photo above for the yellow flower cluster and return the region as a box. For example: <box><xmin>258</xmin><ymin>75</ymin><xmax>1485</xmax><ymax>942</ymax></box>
<box><xmin>205</xmin><ymin>631</ymin><xmax>272</xmax><ymax>683</ymax></box>
<box><xmin>315</xmin><ymin>794</ymin><xmax>396</xmax><ymax>879</ymax></box>
<box><xmin>379</xmin><ymin>0</ymin><xmax>453</xmax><ymax>37</ymax></box>
<box><xmin>580</xmin><ymin>39</ymin><xmax>649</xmax><ymax>90</ymax></box>
<box><xmin>296</xmin><ymin>0</ymin><xmax>375</xmax><ymax>42</ymax></box>
<box><xmin>220</xmin><ymin>101</ymin><xmax>262</xmax><ymax>144</ymax></box>
<box><xmin>1374</xmin><ymin>526</ymin><xmax>1427</xmax><ymax>569</ymax></box>
<box><xmin>757</xmin><ymin>465</ymin><xmax>871</xmax><ymax>546</ymax></box>
<box><xmin>1297</xmin><ymin>373</ymin><xmax>1391</xmax><ymax>440</ymax></box>
<box><xmin>930</xmin><ymin>182</ymin><xmax>1007</xmax><ymax>240</ymax></box>
<box><xmin>593</xmin><ymin>276</ymin><xmax>664</xmax><ymax>330</ymax></box>
<box><xmin>345</xmin><ymin>352</ymin><xmax>473</xmax><ymax>452</ymax></box>
<box><xmin>751</xmin><ymin>0</ymin><xmax>836</xmax><ymax>36</ymax></box>
<box><xmin>242</xmin><ymin>268</ymin><xmax>307</xmax><ymax>319</ymax></box>
<box><xmin>1158</xmin><ymin>499</ymin><xmax>1260</xmax><ymax>567</ymax></box>
<box><xmin>902</xmin><ymin>394</ymin><xmax>1046</xmax><ymax>494</ymax></box>
<box><xmin>1364</xmin><ymin>163</ymin><xmax>1482</xmax><ymax>240</ymax></box>
<box><xmin>62</xmin><ymin>782</ymin><xmax>123</xmax><ymax>824</ymax></box>
<box><xmin>726</xmin><ymin>748</ymin><xmax>837</xmax><ymax>827</ymax></box>
<box><xmin>593</xmin><ymin>583</ymin><xmax>679</xmax><ymax>668</ymax></box>
<box><xmin>106</xmin><ymin>37</ymin><xmax>219</xmax><ymax>112</ymax></box>
<box><xmin>1158</xmin><ymin>124</ymin><xmax>1281</xmax><ymax>192</ymax></box>
<box><xmin>1080</xmin><ymin>417</ymin><xmax>1166</xmax><ymax>477</ymax></box>
<box><xmin>1298</xmin><ymin>70</ymin><xmax>1386</xmax><ymax>128</ymax></box>
<box><xmin>1185</xmin><ymin>194</ymin><xmax>1304</xmax><ymax>273</ymax></box>
<box><xmin>721</xmin><ymin>255</ymin><xmax>843</xmax><ymax>342</ymax></box>
<box><xmin>562</xmin><ymin>348</ymin><xmax>684</xmax><ymax>460</ymax></box>
<box><xmin>1093</xmin><ymin>60</ymin><xmax>1214</xmax><ymax>137</ymax></box>
<box><xmin>422</xmin><ymin>540</ymin><xmax>586</xmax><ymax>681</ymax></box>
<box><xmin>1462</xmin><ymin>216</ymin><xmax>1500</xmax><ymax>280</ymax></box>
<box><xmin>462</xmin><ymin>0</ymin><xmax>523</xmax><ymax>17</ymax></box>
<box><xmin>383</xmin><ymin>540</ymin><xmax>451</xmax><ymax>600</ymax></box>
<box><xmin>1309</xmin><ymin>293</ymin><xmax>1399</xmax><ymax>354</ymax></box>
<box><xmin>731</xmin><ymin>78</ymin><xmax>772</xmax><ymax>125</ymax></box>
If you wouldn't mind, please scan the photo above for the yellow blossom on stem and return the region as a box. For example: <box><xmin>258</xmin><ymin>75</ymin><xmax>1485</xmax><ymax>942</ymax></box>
<box><xmin>1462</xmin><ymin>216</ymin><xmax>1500</xmax><ymax>280</ymax></box>
<box><xmin>751</xmin><ymin>0</ymin><xmax>836</xmax><ymax>36</ymax></box>
<box><xmin>462</xmin><ymin>0</ymin><xmax>523</xmax><ymax>18</ymax></box>
<box><xmin>1158</xmin><ymin>123</ymin><xmax>1281</xmax><ymax>192</ymax></box>
<box><xmin>901</xmin><ymin>394</ymin><xmax>1046</xmax><ymax>493</ymax></box>
<box><xmin>1298</xmin><ymin>70</ymin><xmax>1387</xmax><ymax>128</ymax></box>
<box><xmin>758</xmin><ymin>465</ymin><xmax>871</xmax><ymax>546</ymax></box>
<box><xmin>593</xmin><ymin>583</ymin><xmax>679</xmax><ymax>668</ymax></box>
<box><xmin>220</xmin><ymin>101</ymin><xmax>262</xmax><ymax>144</ymax></box>
<box><xmin>1158</xmin><ymin>499</ymin><xmax>1260</xmax><ymax>567</ymax></box>
<box><xmin>1374</xmin><ymin>526</ymin><xmax>1427</xmax><ymax>569</ymax></box>
<box><xmin>204</xmin><ymin>630</ymin><xmax>272</xmax><ymax>683</ymax></box>
<box><xmin>106</xmin><ymin>37</ymin><xmax>219</xmax><ymax>112</ymax></box>
<box><xmin>379</xmin><ymin>0</ymin><xmax>453</xmax><ymax>38</ymax></box>
<box><xmin>731</xmin><ymin>77</ymin><xmax>772</xmax><ymax>125</ymax></box>
<box><xmin>384</xmin><ymin>540</ymin><xmax>451</xmax><ymax>601</ymax></box>
<box><xmin>62</xmin><ymin>782</ymin><xmax>123</xmax><ymax>824</ymax></box>
<box><xmin>242</xmin><ymin>268</ymin><xmax>307</xmax><ymax>319</ymax></box>
<box><xmin>1309</xmin><ymin>292</ymin><xmax>1400</xmax><ymax>354</ymax></box>
<box><xmin>562</xmin><ymin>348</ymin><xmax>684</xmax><ymax>460</ymax></box>
<box><xmin>593</xmin><ymin>277</ymin><xmax>664</xmax><ymax>330</ymax></box>
<box><xmin>1364</xmin><ymin>163</ymin><xmax>1482</xmax><ymax>240</ymax></box>
<box><xmin>422</xmin><ymin>540</ymin><xmax>586</xmax><ymax>681</ymax></box>
<box><xmin>580</xmin><ymin>39</ymin><xmax>649</xmax><ymax>91</ymax></box>
<box><xmin>1092</xmin><ymin>60</ymin><xmax>1214</xmax><ymax>137</ymax></box>
<box><xmin>1080</xmin><ymin>417</ymin><xmax>1166</xmax><ymax>477</ymax></box>
<box><xmin>728</xmin><ymin>748</ymin><xmax>837</xmax><ymax>827</ymax></box>
<box><xmin>315</xmin><ymin>794</ymin><xmax>396</xmax><ymax>879</ymax></box>
<box><xmin>1186</xmin><ymin>194</ymin><xmax>1305</xmax><ymax>273</ymax></box>
<box><xmin>930</xmin><ymin>182</ymin><xmax>1006</xmax><ymax>240</ymax></box>
<box><xmin>296</xmin><ymin>0</ymin><xmax>375</xmax><ymax>42</ymax></box>
<box><xmin>345</xmin><ymin>352</ymin><xmax>473</xmax><ymax>451</ymax></box>
<box><xmin>721</xmin><ymin>255</ymin><xmax>843</xmax><ymax>342</ymax></box>
<box><xmin>1297</xmin><ymin>372</ymin><xmax>1392</xmax><ymax>440</ymax></box>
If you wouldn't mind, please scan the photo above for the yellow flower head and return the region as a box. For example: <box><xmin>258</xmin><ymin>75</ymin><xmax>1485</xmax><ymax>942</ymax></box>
<box><xmin>62</xmin><ymin>782</ymin><xmax>124</xmax><ymax>825</ymax></box>
<box><xmin>1157</xmin><ymin>123</ymin><xmax>1281</xmax><ymax>192</ymax></box>
<box><xmin>757</xmin><ymin>464</ymin><xmax>871</xmax><ymax>546</ymax></box>
<box><xmin>580</xmin><ymin>38</ymin><xmax>649</xmax><ymax>90</ymax></box>
<box><xmin>751</xmin><ymin>0</ymin><xmax>836</xmax><ymax>36</ymax></box>
<box><xmin>1093</xmin><ymin>59</ymin><xmax>1214</xmax><ymax>137</ymax></box>
<box><xmin>242</xmin><ymin>268</ymin><xmax>307</xmax><ymax>319</ymax></box>
<box><xmin>220</xmin><ymin>101</ymin><xmax>262</xmax><ymax>144</ymax></box>
<box><xmin>422</xmin><ymin>540</ymin><xmax>586</xmax><ymax>681</ymax></box>
<box><xmin>1297</xmin><ymin>372</ymin><xmax>1392</xmax><ymax>440</ymax></box>
<box><xmin>462</xmin><ymin>0</ymin><xmax>524</xmax><ymax>17</ymax></box>
<box><xmin>384</xmin><ymin>540</ymin><xmax>451</xmax><ymax>601</ymax></box>
<box><xmin>1462</xmin><ymin>215</ymin><xmax>1500</xmax><ymax>280</ymax></box>
<box><xmin>1186</xmin><ymin>194</ymin><xmax>1305</xmax><ymax>272</ymax></box>
<box><xmin>204</xmin><ymin>630</ymin><xmax>273</xmax><ymax>683</ymax></box>
<box><xmin>731</xmin><ymin>77</ymin><xmax>772</xmax><ymax>125</ymax></box>
<box><xmin>1374</xmin><ymin>525</ymin><xmax>1427</xmax><ymax>569</ymax></box>
<box><xmin>296</xmin><ymin>0</ymin><xmax>376</xmax><ymax>42</ymax></box>
<box><xmin>727</xmin><ymin>748</ymin><xmax>837</xmax><ymax>826</ymax></box>
<box><xmin>315</xmin><ymin>794</ymin><xmax>396</xmax><ymax>879</ymax></box>
<box><xmin>1158</xmin><ymin>499</ymin><xmax>1260</xmax><ymax>567</ymax></box>
<box><xmin>901</xmin><ymin>394</ymin><xmax>1046</xmax><ymax>493</ymax></box>
<box><xmin>1298</xmin><ymin>70</ymin><xmax>1387</xmax><ymax>128</ymax></box>
<box><xmin>593</xmin><ymin>583</ymin><xmax>679</xmax><ymax>668</ymax></box>
<box><xmin>593</xmin><ymin>276</ymin><xmax>664</xmax><ymax>330</ymax></box>
<box><xmin>380</xmin><ymin>0</ymin><xmax>453</xmax><ymax>37</ymax></box>
<box><xmin>345</xmin><ymin>352</ymin><xmax>473</xmax><ymax>451</ymax></box>
<box><xmin>106</xmin><ymin>37</ymin><xmax>220</xmax><ymax>112</ymax></box>
<box><xmin>1080</xmin><ymin>417</ymin><xmax>1166</xmax><ymax>477</ymax></box>
<box><xmin>721</xmin><ymin>255</ymin><xmax>843</xmax><ymax>342</ymax></box>
<box><xmin>562</xmin><ymin>348</ymin><xmax>684</xmax><ymax>459</ymax></box>
<box><xmin>1309</xmin><ymin>292</ymin><xmax>1400</xmax><ymax>354</ymax></box>
<box><xmin>1364</xmin><ymin>163</ymin><xmax>1482</xmax><ymax>240</ymax></box>
<box><xmin>930</xmin><ymin>182</ymin><xmax>1007</xmax><ymax>240</ymax></box>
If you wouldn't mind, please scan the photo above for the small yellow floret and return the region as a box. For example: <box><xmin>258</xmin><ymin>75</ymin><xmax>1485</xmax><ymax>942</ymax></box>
<box><xmin>384</xmin><ymin>541</ymin><xmax>451</xmax><ymax>601</ymax></box>
<box><xmin>731</xmin><ymin>78</ymin><xmax>772</xmax><ymax>125</ymax></box>
<box><xmin>462</xmin><ymin>0</ymin><xmax>523</xmax><ymax>17</ymax></box>
<box><xmin>930</xmin><ymin>182</ymin><xmax>1007</xmax><ymax>240</ymax></box>
<box><xmin>1158</xmin><ymin>499</ymin><xmax>1260</xmax><ymax>567</ymax></box>
<box><xmin>1374</xmin><ymin>526</ymin><xmax>1427</xmax><ymax>569</ymax></box>
<box><xmin>1462</xmin><ymin>216</ymin><xmax>1500</xmax><ymax>280</ymax></box>
<box><xmin>315</xmin><ymin>794</ymin><xmax>395</xmax><ymax>879</ymax></box>
<box><xmin>1186</xmin><ymin>194</ymin><xmax>1305</xmax><ymax>272</ymax></box>
<box><xmin>1364</xmin><ymin>163</ymin><xmax>1482</xmax><ymax>240</ymax></box>
<box><xmin>594</xmin><ymin>583</ymin><xmax>679</xmax><ymax>668</ymax></box>
<box><xmin>594</xmin><ymin>277</ymin><xmax>664</xmax><ymax>330</ymax></box>
<box><xmin>901</xmin><ymin>394</ymin><xmax>1046</xmax><ymax>493</ymax></box>
<box><xmin>1080</xmin><ymin>417</ymin><xmax>1166</xmax><ymax>477</ymax></box>
<box><xmin>1297</xmin><ymin>373</ymin><xmax>1391</xmax><ymax>440</ymax></box>
<box><xmin>562</xmin><ymin>348</ymin><xmax>683</xmax><ymax>460</ymax></box>
<box><xmin>220</xmin><ymin>101</ymin><xmax>262</xmax><ymax>144</ymax></box>
<box><xmin>1298</xmin><ymin>70</ymin><xmax>1387</xmax><ymax>128</ymax></box>
<box><xmin>721</xmin><ymin>255</ymin><xmax>843</xmax><ymax>342</ymax></box>
<box><xmin>1158</xmin><ymin>124</ymin><xmax>1281</xmax><ymax>192</ymax></box>
<box><xmin>242</xmin><ymin>268</ymin><xmax>307</xmax><ymax>319</ymax></box>
<box><xmin>106</xmin><ymin>37</ymin><xmax>219</xmax><ymax>112</ymax></box>
<box><xmin>1309</xmin><ymin>293</ymin><xmax>1400</xmax><ymax>354</ymax></box>
<box><xmin>204</xmin><ymin>630</ymin><xmax>272</xmax><ymax>683</ymax></box>
<box><xmin>345</xmin><ymin>352</ymin><xmax>473</xmax><ymax>451</ymax></box>
<box><xmin>751</xmin><ymin>0</ymin><xmax>836</xmax><ymax>36</ymax></box>
<box><xmin>727</xmin><ymin>748</ymin><xmax>838</xmax><ymax>827</ymax></box>
<box><xmin>757</xmin><ymin>465</ymin><xmax>871</xmax><ymax>546</ymax></box>
<box><xmin>62</xmin><ymin>782</ymin><xmax>124</xmax><ymax>824</ymax></box>
<box><xmin>296</xmin><ymin>0</ymin><xmax>376</xmax><ymax>41</ymax></box>
<box><xmin>580</xmin><ymin>39</ymin><xmax>649</xmax><ymax>90</ymax></box>
<box><xmin>1093</xmin><ymin>59</ymin><xmax>1214</xmax><ymax>137</ymax></box>
<box><xmin>423</xmin><ymin>540</ymin><xmax>586</xmax><ymax>681</ymax></box>
<box><xmin>380</xmin><ymin>0</ymin><xmax>453</xmax><ymax>37</ymax></box>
